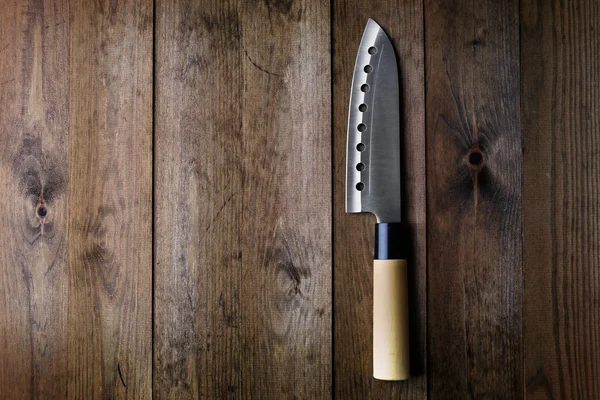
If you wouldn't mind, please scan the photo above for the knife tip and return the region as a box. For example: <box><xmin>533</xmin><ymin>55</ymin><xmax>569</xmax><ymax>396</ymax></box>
<box><xmin>366</xmin><ymin>18</ymin><xmax>381</xmax><ymax>28</ymax></box>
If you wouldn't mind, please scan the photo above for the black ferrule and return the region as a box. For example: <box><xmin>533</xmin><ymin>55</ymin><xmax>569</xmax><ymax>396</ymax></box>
<box><xmin>374</xmin><ymin>223</ymin><xmax>403</xmax><ymax>260</ymax></box>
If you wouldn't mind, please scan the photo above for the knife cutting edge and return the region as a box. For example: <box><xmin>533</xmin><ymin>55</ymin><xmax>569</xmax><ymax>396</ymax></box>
<box><xmin>345</xmin><ymin>19</ymin><xmax>409</xmax><ymax>381</ymax></box>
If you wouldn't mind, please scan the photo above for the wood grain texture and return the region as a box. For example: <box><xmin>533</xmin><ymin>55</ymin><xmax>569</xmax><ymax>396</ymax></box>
<box><xmin>239</xmin><ymin>1</ymin><xmax>331</xmax><ymax>397</ymax></box>
<box><xmin>0</xmin><ymin>1</ymin><xmax>69</xmax><ymax>398</ymax></box>
<box><xmin>9</xmin><ymin>1</ymin><xmax>600</xmax><ymax>397</ymax></box>
<box><xmin>522</xmin><ymin>1</ymin><xmax>600</xmax><ymax>399</ymax></box>
<box><xmin>68</xmin><ymin>0</ymin><xmax>153</xmax><ymax>398</ymax></box>
<box><xmin>239</xmin><ymin>1</ymin><xmax>332</xmax><ymax>398</ymax></box>
<box><xmin>154</xmin><ymin>0</ymin><xmax>243</xmax><ymax>397</ymax></box>
<box><xmin>333</xmin><ymin>1</ymin><xmax>426</xmax><ymax>398</ymax></box>
<box><xmin>154</xmin><ymin>0</ymin><xmax>332</xmax><ymax>398</ymax></box>
<box><xmin>425</xmin><ymin>0</ymin><xmax>522</xmax><ymax>398</ymax></box>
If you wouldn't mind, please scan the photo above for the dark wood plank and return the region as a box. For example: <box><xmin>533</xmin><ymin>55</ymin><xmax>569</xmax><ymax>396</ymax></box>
<box><xmin>68</xmin><ymin>0</ymin><xmax>153</xmax><ymax>397</ymax></box>
<box><xmin>0</xmin><ymin>1</ymin><xmax>69</xmax><ymax>397</ymax></box>
<box><xmin>154</xmin><ymin>1</ymin><xmax>332</xmax><ymax>398</ymax></box>
<box><xmin>239</xmin><ymin>1</ymin><xmax>331</xmax><ymax>397</ymax></box>
<box><xmin>154</xmin><ymin>0</ymin><xmax>243</xmax><ymax>397</ymax></box>
<box><xmin>425</xmin><ymin>0</ymin><xmax>522</xmax><ymax>398</ymax></box>
<box><xmin>333</xmin><ymin>1</ymin><xmax>426</xmax><ymax>398</ymax></box>
<box><xmin>522</xmin><ymin>1</ymin><xmax>600</xmax><ymax>398</ymax></box>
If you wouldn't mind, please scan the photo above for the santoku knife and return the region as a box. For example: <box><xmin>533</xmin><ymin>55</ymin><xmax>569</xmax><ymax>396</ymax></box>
<box><xmin>345</xmin><ymin>19</ymin><xmax>409</xmax><ymax>381</ymax></box>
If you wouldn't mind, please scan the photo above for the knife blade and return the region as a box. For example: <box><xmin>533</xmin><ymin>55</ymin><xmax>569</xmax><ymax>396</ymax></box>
<box><xmin>345</xmin><ymin>19</ymin><xmax>409</xmax><ymax>381</ymax></box>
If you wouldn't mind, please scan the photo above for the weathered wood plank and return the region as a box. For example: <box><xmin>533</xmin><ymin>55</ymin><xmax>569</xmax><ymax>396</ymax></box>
<box><xmin>332</xmin><ymin>1</ymin><xmax>426</xmax><ymax>397</ymax></box>
<box><xmin>522</xmin><ymin>1</ymin><xmax>600</xmax><ymax>398</ymax></box>
<box><xmin>154</xmin><ymin>0</ymin><xmax>332</xmax><ymax>398</ymax></box>
<box><xmin>154</xmin><ymin>0</ymin><xmax>243</xmax><ymax>397</ymax></box>
<box><xmin>68</xmin><ymin>0</ymin><xmax>153</xmax><ymax>397</ymax></box>
<box><xmin>0</xmin><ymin>1</ymin><xmax>69</xmax><ymax>397</ymax></box>
<box><xmin>425</xmin><ymin>0</ymin><xmax>522</xmax><ymax>397</ymax></box>
<box><xmin>239</xmin><ymin>1</ymin><xmax>331</xmax><ymax>397</ymax></box>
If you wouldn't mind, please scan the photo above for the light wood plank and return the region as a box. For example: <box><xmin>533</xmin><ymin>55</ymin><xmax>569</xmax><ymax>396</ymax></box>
<box><xmin>239</xmin><ymin>0</ymin><xmax>332</xmax><ymax>397</ymax></box>
<box><xmin>154</xmin><ymin>0</ymin><xmax>332</xmax><ymax>397</ymax></box>
<box><xmin>154</xmin><ymin>0</ymin><xmax>243</xmax><ymax>397</ymax></box>
<box><xmin>68</xmin><ymin>0</ymin><xmax>153</xmax><ymax>397</ymax></box>
<box><xmin>0</xmin><ymin>0</ymin><xmax>69</xmax><ymax>397</ymax></box>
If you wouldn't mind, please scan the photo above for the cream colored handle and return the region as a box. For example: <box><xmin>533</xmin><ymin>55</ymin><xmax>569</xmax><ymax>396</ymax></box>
<box><xmin>373</xmin><ymin>259</ymin><xmax>409</xmax><ymax>380</ymax></box>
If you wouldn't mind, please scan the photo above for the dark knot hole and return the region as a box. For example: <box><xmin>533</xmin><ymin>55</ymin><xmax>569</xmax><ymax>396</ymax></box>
<box><xmin>37</xmin><ymin>206</ymin><xmax>48</xmax><ymax>219</ymax></box>
<box><xmin>468</xmin><ymin>150</ymin><xmax>484</xmax><ymax>167</ymax></box>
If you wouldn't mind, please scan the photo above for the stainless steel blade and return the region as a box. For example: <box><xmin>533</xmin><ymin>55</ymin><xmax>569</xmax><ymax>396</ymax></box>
<box><xmin>346</xmin><ymin>19</ymin><xmax>401</xmax><ymax>223</ymax></box>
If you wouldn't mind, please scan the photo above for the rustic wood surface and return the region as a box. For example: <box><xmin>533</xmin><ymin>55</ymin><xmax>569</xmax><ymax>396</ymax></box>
<box><xmin>238</xmin><ymin>1</ymin><xmax>332</xmax><ymax>398</ymax></box>
<box><xmin>522</xmin><ymin>0</ymin><xmax>600</xmax><ymax>399</ymax></box>
<box><xmin>0</xmin><ymin>0</ymin><xmax>153</xmax><ymax>398</ymax></box>
<box><xmin>153</xmin><ymin>1</ymin><xmax>243</xmax><ymax>397</ymax></box>
<box><xmin>425</xmin><ymin>0</ymin><xmax>523</xmax><ymax>398</ymax></box>
<box><xmin>154</xmin><ymin>0</ymin><xmax>331</xmax><ymax>398</ymax></box>
<box><xmin>0</xmin><ymin>1</ymin><xmax>69</xmax><ymax>397</ymax></box>
<box><xmin>68</xmin><ymin>0</ymin><xmax>153</xmax><ymax>398</ymax></box>
<box><xmin>1</xmin><ymin>0</ymin><xmax>599</xmax><ymax>398</ymax></box>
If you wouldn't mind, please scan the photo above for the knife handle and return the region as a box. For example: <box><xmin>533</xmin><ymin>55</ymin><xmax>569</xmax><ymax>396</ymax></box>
<box><xmin>373</xmin><ymin>223</ymin><xmax>410</xmax><ymax>381</ymax></box>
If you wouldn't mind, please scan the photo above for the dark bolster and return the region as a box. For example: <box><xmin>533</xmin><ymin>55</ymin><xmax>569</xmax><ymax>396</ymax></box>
<box><xmin>374</xmin><ymin>223</ymin><xmax>403</xmax><ymax>260</ymax></box>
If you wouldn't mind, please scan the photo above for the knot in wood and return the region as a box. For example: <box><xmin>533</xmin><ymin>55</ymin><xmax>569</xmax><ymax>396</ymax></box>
<box><xmin>466</xmin><ymin>149</ymin><xmax>485</xmax><ymax>170</ymax></box>
<box><xmin>37</xmin><ymin>205</ymin><xmax>48</xmax><ymax>219</ymax></box>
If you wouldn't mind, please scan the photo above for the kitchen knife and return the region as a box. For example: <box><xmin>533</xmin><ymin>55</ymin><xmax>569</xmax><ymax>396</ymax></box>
<box><xmin>345</xmin><ymin>19</ymin><xmax>408</xmax><ymax>381</ymax></box>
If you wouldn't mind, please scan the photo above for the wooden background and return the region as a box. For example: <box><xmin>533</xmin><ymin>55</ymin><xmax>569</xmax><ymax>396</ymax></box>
<box><xmin>0</xmin><ymin>0</ymin><xmax>598</xmax><ymax>398</ymax></box>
